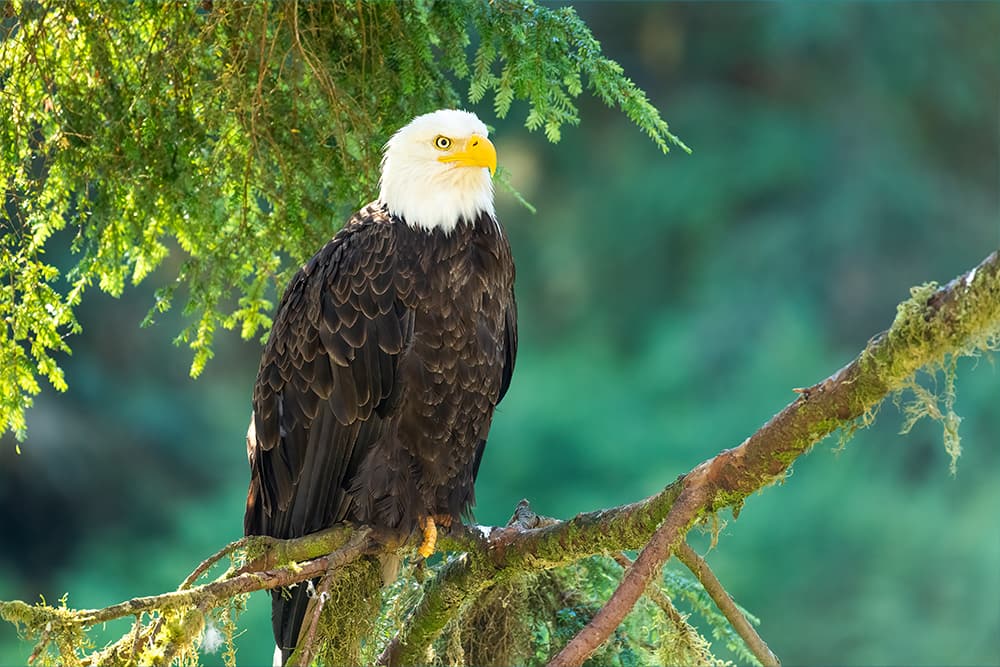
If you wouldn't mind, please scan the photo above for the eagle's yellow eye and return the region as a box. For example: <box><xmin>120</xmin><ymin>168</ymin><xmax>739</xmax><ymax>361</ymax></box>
<box><xmin>433</xmin><ymin>135</ymin><xmax>452</xmax><ymax>150</ymax></box>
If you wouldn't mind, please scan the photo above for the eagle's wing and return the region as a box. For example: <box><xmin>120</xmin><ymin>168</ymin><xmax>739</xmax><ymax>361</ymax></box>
<box><xmin>497</xmin><ymin>292</ymin><xmax>517</xmax><ymax>406</ymax></box>
<box><xmin>465</xmin><ymin>239</ymin><xmax>517</xmax><ymax>492</ymax></box>
<box><xmin>244</xmin><ymin>208</ymin><xmax>411</xmax><ymax>540</ymax></box>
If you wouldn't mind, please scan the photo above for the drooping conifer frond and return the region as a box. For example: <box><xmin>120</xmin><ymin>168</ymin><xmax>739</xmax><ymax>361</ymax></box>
<box><xmin>0</xmin><ymin>0</ymin><xmax>686</xmax><ymax>441</ymax></box>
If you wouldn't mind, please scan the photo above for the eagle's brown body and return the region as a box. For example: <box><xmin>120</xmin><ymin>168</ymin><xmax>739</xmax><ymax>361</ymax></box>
<box><xmin>244</xmin><ymin>202</ymin><xmax>516</xmax><ymax>658</ymax></box>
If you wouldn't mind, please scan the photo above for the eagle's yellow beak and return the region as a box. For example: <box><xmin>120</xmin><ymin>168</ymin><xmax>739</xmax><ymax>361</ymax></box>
<box><xmin>438</xmin><ymin>134</ymin><xmax>496</xmax><ymax>176</ymax></box>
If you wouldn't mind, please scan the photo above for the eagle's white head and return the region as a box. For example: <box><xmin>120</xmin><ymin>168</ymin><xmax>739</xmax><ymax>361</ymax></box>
<box><xmin>378</xmin><ymin>109</ymin><xmax>497</xmax><ymax>233</ymax></box>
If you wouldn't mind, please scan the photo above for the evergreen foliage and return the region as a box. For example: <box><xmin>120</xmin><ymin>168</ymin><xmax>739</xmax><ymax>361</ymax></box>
<box><xmin>0</xmin><ymin>0</ymin><xmax>685</xmax><ymax>441</ymax></box>
<box><xmin>375</xmin><ymin>557</ymin><xmax>746</xmax><ymax>667</ymax></box>
<box><xmin>2</xmin><ymin>551</ymin><xmax>766</xmax><ymax>666</ymax></box>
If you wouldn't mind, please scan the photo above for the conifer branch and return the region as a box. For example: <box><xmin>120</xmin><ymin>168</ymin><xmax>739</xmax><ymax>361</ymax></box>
<box><xmin>0</xmin><ymin>0</ymin><xmax>689</xmax><ymax>440</ymax></box>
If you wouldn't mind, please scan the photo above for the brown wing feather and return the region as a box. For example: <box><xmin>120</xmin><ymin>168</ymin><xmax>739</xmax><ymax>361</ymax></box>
<box><xmin>244</xmin><ymin>205</ymin><xmax>411</xmax><ymax>539</ymax></box>
<box><xmin>498</xmin><ymin>294</ymin><xmax>517</xmax><ymax>406</ymax></box>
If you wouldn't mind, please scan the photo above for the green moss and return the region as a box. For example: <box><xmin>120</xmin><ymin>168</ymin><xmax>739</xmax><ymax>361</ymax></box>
<box><xmin>421</xmin><ymin>557</ymin><xmax>732</xmax><ymax>666</ymax></box>
<box><xmin>140</xmin><ymin>609</ymin><xmax>204</xmax><ymax>667</ymax></box>
<box><xmin>657</xmin><ymin>619</ymin><xmax>723</xmax><ymax>667</ymax></box>
<box><xmin>896</xmin><ymin>360</ymin><xmax>964</xmax><ymax>474</ymax></box>
<box><xmin>439</xmin><ymin>576</ymin><xmax>537</xmax><ymax>666</ymax></box>
<box><xmin>0</xmin><ymin>598</ymin><xmax>90</xmax><ymax>666</ymax></box>
<box><xmin>309</xmin><ymin>558</ymin><xmax>382</xmax><ymax>667</ymax></box>
<box><xmin>238</xmin><ymin>535</ymin><xmax>272</xmax><ymax>567</ymax></box>
<box><xmin>850</xmin><ymin>263</ymin><xmax>1000</xmax><ymax>474</ymax></box>
<box><xmin>207</xmin><ymin>594</ymin><xmax>247</xmax><ymax>667</ymax></box>
<box><xmin>708</xmin><ymin>488</ymin><xmax>748</xmax><ymax>516</ymax></box>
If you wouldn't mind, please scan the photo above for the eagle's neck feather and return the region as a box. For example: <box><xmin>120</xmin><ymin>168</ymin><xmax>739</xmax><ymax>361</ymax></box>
<box><xmin>378</xmin><ymin>159</ymin><xmax>495</xmax><ymax>234</ymax></box>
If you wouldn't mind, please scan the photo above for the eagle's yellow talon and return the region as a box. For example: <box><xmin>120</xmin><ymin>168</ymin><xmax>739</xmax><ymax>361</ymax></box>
<box><xmin>418</xmin><ymin>516</ymin><xmax>437</xmax><ymax>559</ymax></box>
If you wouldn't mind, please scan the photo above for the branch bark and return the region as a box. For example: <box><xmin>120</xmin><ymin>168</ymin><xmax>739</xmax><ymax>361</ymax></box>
<box><xmin>610</xmin><ymin>552</ymin><xmax>717</xmax><ymax>664</ymax></box>
<box><xmin>675</xmin><ymin>542</ymin><xmax>780</xmax><ymax>667</ymax></box>
<box><xmin>548</xmin><ymin>487</ymin><xmax>703</xmax><ymax>667</ymax></box>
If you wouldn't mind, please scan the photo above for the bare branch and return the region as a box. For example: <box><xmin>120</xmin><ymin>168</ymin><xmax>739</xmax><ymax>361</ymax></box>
<box><xmin>675</xmin><ymin>542</ymin><xmax>780</xmax><ymax>667</ymax></box>
<box><xmin>610</xmin><ymin>552</ymin><xmax>714</xmax><ymax>663</ymax></box>
<box><xmin>178</xmin><ymin>536</ymin><xmax>251</xmax><ymax>590</ymax></box>
<box><xmin>287</xmin><ymin>572</ymin><xmax>333</xmax><ymax>667</ymax></box>
<box><xmin>549</xmin><ymin>486</ymin><xmax>703</xmax><ymax>667</ymax></box>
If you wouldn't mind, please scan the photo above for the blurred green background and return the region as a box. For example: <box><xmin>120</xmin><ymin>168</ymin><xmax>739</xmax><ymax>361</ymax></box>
<box><xmin>2</xmin><ymin>3</ymin><xmax>998</xmax><ymax>665</ymax></box>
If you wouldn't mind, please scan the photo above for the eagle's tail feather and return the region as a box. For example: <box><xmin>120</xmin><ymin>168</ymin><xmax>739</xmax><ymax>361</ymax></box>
<box><xmin>271</xmin><ymin>582</ymin><xmax>312</xmax><ymax>666</ymax></box>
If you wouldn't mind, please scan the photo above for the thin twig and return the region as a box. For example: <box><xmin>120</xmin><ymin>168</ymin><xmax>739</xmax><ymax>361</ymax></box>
<box><xmin>288</xmin><ymin>573</ymin><xmax>332</xmax><ymax>667</ymax></box>
<box><xmin>26</xmin><ymin>627</ymin><xmax>50</xmax><ymax>665</ymax></box>
<box><xmin>141</xmin><ymin>536</ymin><xmax>253</xmax><ymax>656</ymax></box>
<box><xmin>675</xmin><ymin>542</ymin><xmax>780</xmax><ymax>667</ymax></box>
<box><xmin>127</xmin><ymin>616</ymin><xmax>144</xmax><ymax>664</ymax></box>
<box><xmin>178</xmin><ymin>535</ymin><xmax>250</xmax><ymax>590</ymax></box>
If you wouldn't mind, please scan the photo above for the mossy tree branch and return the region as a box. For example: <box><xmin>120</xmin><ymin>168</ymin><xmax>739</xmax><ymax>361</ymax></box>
<box><xmin>2</xmin><ymin>251</ymin><xmax>997</xmax><ymax>664</ymax></box>
<box><xmin>548</xmin><ymin>250</ymin><xmax>1000</xmax><ymax>666</ymax></box>
<box><xmin>0</xmin><ymin>529</ymin><xmax>374</xmax><ymax>632</ymax></box>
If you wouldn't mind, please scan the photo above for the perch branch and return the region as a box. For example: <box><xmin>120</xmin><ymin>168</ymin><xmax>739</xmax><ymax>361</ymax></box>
<box><xmin>675</xmin><ymin>542</ymin><xmax>780</xmax><ymax>667</ymax></box>
<box><xmin>0</xmin><ymin>527</ymin><xmax>375</xmax><ymax>646</ymax></box>
<box><xmin>235</xmin><ymin>523</ymin><xmax>359</xmax><ymax>575</ymax></box>
<box><xmin>549</xmin><ymin>252</ymin><xmax>1000</xmax><ymax>665</ymax></box>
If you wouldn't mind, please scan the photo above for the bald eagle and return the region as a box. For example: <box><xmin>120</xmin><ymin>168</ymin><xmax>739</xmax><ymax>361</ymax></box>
<box><xmin>243</xmin><ymin>109</ymin><xmax>517</xmax><ymax>663</ymax></box>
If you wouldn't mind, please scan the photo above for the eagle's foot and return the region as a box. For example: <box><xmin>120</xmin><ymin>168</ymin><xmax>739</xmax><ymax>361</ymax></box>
<box><xmin>417</xmin><ymin>514</ymin><xmax>454</xmax><ymax>559</ymax></box>
<box><xmin>417</xmin><ymin>516</ymin><xmax>438</xmax><ymax>559</ymax></box>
